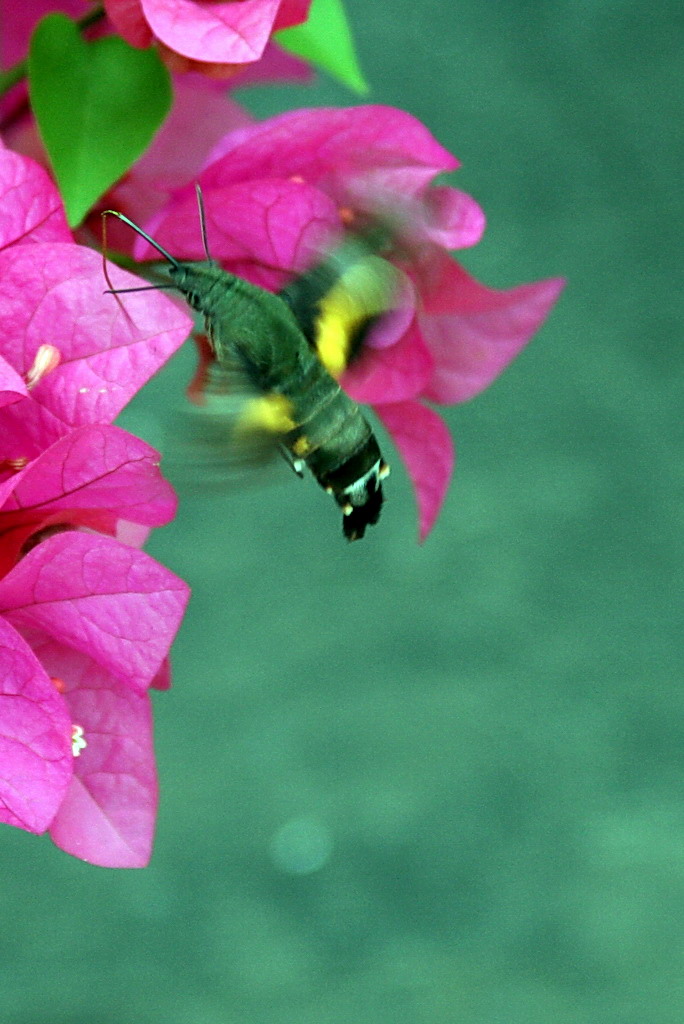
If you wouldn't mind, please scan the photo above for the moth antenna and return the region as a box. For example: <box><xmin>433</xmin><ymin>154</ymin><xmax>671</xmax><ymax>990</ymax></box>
<box><xmin>103</xmin><ymin>283</ymin><xmax>180</xmax><ymax>296</ymax></box>
<box><xmin>101</xmin><ymin>209</ymin><xmax>181</xmax><ymax>268</ymax></box>
<box><xmin>195</xmin><ymin>184</ymin><xmax>212</xmax><ymax>261</ymax></box>
<box><xmin>100</xmin><ymin>211</ymin><xmax>129</xmax><ymax>317</ymax></box>
<box><xmin>100</xmin><ymin>212</ymin><xmax>181</xmax><ymax>314</ymax></box>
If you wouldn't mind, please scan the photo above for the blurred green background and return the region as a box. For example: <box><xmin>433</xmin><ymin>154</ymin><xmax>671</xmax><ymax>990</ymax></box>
<box><xmin>4</xmin><ymin>1</ymin><xmax>683</xmax><ymax>1021</ymax></box>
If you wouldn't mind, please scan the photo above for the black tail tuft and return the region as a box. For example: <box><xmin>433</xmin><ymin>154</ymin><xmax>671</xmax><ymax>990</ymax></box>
<box><xmin>342</xmin><ymin>485</ymin><xmax>384</xmax><ymax>541</ymax></box>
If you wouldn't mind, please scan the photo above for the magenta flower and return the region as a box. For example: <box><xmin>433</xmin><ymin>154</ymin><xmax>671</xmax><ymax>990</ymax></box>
<box><xmin>136</xmin><ymin>105</ymin><xmax>565</xmax><ymax>539</ymax></box>
<box><xmin>4</xmin><ymin>71</ymin><xmax>306</xmax><ymax>252</ymax></box>
<box><xmin>105</xmin><ymin>0</ymin><xmax>312</xmax><ymax>73</ymax></box>
<box><xmin>0</xmin><ymin>142</ymin><xmax>192</xmax><ymax>459</ymax></box>
<box><xmin>0</xmin><ymin>2</ymin><xmax>311</xmax><ymax>72</ymax></box>
<box><xmin>0</xmin><ymin>144</ymin><xmax>192</xmax><ymax>865</ymax></box>
<box><xmin>14</xmin><ymin>625</ymin><xmax>167</xmax><ymax>868</ymax></box>
<box><xmin>1</xmin><ymin>4</ymin><xmax>310</xmax><ymax>170</ymax></box>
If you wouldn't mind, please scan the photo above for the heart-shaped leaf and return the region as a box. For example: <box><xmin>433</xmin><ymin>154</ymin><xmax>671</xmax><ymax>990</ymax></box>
<box><xmin>28</xmin><ymin>14</ymin><xmax>171</xmax><ymax>227</ymax></box>
<box><xmin>275</xmin><ymin>0</ymin><xmax>368</xmax><ymax>94</ymax></box>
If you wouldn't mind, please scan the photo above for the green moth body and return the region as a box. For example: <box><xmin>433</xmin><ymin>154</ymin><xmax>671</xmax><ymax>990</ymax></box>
<box><xmin>105</xmin><ymin>203</ymin><xmax>393</xmax><ymax>540</ymax></box>
<box><xmin>170</xmin><ymin>259</ymin><xmax>386</xmax><ymax>540</ymax></box>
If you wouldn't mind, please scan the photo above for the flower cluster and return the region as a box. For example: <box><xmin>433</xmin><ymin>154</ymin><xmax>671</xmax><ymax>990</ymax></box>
<box><xmin>105</xmin><ymin>0</ymin><xmax>312</xmax><ymax>75</ymax></box>
<box><xmin>1</xmin><ymin>1</ymin><xmax>312</xmax><ymax>77</ymax></box>
<box><xmin>1</xmin><ymin>1</ymin><xmax>565</xmax><ymax>866</ymax></box>
<box><xmin>137</xmin><ymin>105</ymin><xmax>565</xmax><ymax>538</ymax></box>
<box><xmin>0</xmin><ymin>143</ymin><xmax>192</xmax><ymax>866</ymax></box>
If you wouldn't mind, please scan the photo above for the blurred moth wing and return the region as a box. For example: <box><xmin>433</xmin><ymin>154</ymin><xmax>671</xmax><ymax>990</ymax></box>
<box><xmin>279</xmin><ymin>238</ymin><xmax>406</xmax><ymax>377</ymax></box>
<box><xmin>165</xmin><ymin>333</ymin><xmax>298</xmax><ymax>491</ymax></box>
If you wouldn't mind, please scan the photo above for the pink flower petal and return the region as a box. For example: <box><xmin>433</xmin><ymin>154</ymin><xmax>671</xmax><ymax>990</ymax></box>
<box><xmin>0</xmin><ymin>243</ymin><xmax>192</xmax><ymax>455</ymax></box>
<box><xmin>201</xmin><ymin>106</ymin><xmax>459</xmax><ymax>192</ymax></box>
<box><xmin>0</xmin><ymin>617</ymin><xmax>72</xmax><ymax>833</ymax></box>
<box><xmin>273</xmin><ymin>0</ymin><xmax>311</xmax><ymax>30</ymax></box>
<box><xmin>375</xmin><ymin>401</ymin><xmax>454</xmax><ymax>542</ymax></box>
<box><xmin>0</xmin><ymin>532</ymin><xmax>190</xmax><ymax>692</ymax></box>
<box><xmin>109</xmin><ymin>77</ymin><xmax>252</xmax><ymax>232</ymax></box>
<box><xmin>229</xmin><ymin>41</ymin><xmax>313</xmax><ymax>87</ymax></box>
<box><xmin>142</xmin><ymin>179</ymin><xmax>340</xmax><ymax>283</ymax></box>
<box><xmin>0</xmin><ymin>475</ymin><xmax>20</xmax><ymax>509</ymax></box>
<box><xmin>423</xmin><ymin>186</ymin><xmax>486</xmax><ymax>250</ymax></box>
<box><xmin>0</xmin><ymin>353</ymin><xmax>28</xmax><ymax>409</ymax></box>
<box><xmin>115</xmin><ymin>520</ymin><xmax>152</xmax><ymax>548</ymax></box>
<box><xmin>0</xmin><ymin>147</ymin><xmax>70</xmax><ymax>249</ymax></box>
<box><xmin>0</xmin><ymin>1</ymin><xmax>85</xmax><ymax>67</ymax></box>
<box><xmin>104</xmin><ymin>0</ymin><xmax>154</xmax><ymax>48</ymax></box>
<box><xmin>2</xmin><ymin>424</ymin><xmax>177</xmax><ymax>527</ymax></box>
<box><xmin>150</xmin><ymin>655</ymin><xmax>171</xmax><ymax>690</ymax></box>
<box><xmin>29</xmin><ymin>632</ymin><xmax>158</xmax><ymax>867</ymax></box>
<box><xmin>153</xmin><ymin>79</ymin><xmax>253</xmax><ymax>185</ymax></box>
<box><xmin>343</xmin><ymin>321</ymin><xmax>434</xmax><ymax>405</ymax></box>
<box><xmin>419</xmin><ymin>255</ymin><xmax>566</xmax><ymax>403</ymax></box>
<box><xmin>0</xmin><ymin>422</ymin><xmax>177</xmax><ymax>574</ymax></box>
<box><xmin>141</xmin><ymin>0</ymin><xmax>282</xmax><ymax>64</ymax></box>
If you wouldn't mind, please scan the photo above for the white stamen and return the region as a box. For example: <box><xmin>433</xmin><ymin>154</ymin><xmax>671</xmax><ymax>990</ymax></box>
<box><xmin>25</xmin><ymin>345</ymin><xmax>61</xmax><ymax>390</ymax></box>
<box><xmin>1</xmin><ymin>457</ymin><xmax>28</xmax><ymax>472</ymax></box>
<box><xmin>71</xmin><ymin>724</ymin><xmax>87</xmax><ymax>757</ymax></box>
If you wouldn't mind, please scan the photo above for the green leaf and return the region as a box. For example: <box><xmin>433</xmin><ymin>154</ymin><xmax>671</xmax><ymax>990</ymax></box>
<box><xmin>275</xmin><ymin>0</ymin><xmax>368</xmax><ymax>95</ymax></box>
<box><xmin>28</xmin><ymin>14</ymin><xmax>171</xmax><ymax>227</ymax></box>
